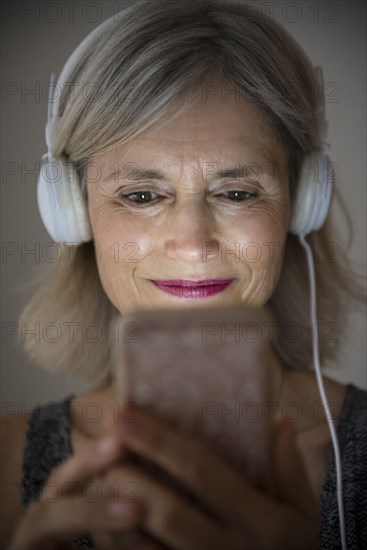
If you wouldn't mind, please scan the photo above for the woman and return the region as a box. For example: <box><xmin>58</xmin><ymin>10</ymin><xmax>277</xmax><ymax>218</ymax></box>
<box><xmin>2</xmin><ymin>1</ymin><xmax>366</xmax><ymax>548</ymax></box>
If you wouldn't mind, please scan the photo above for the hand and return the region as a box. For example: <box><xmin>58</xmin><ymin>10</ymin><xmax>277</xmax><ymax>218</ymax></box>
<box><xmin>7</xmin><ymin>433</ymin><xmax>163</xmax><ymax>550</ymax></box>
<box><xmin>102</xmin><ymin>404</ymin><xmax>320</xmax><ymax>550</ymax></box>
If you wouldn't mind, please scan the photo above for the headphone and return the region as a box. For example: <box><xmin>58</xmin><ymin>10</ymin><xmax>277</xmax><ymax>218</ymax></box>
<box><xmin>37</xmin><ymin>13</ymin><xmax>332</xmax><ymax>245</ymax></box>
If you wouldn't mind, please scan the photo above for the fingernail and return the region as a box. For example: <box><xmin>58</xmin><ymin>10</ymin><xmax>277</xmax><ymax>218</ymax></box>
<box><xmin>97</xmin><ymin>436</ymin><xmax>118</xmax><ymax>455</ymax></box>
<box><xmin>106</xmin><ymin>501</ymin><xmax>135</xmax><ymax>519</ymax></box>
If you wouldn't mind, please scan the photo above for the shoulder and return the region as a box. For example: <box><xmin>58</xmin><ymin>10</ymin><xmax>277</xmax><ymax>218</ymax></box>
<box><xmin>21</xmin><ymin>396</ymin><xmax>76</xmax><ymax>504</ymax></box>
<box><xmin>338</xmin><ymin>383</ymin><xmax>367</xmax><ymax>454</ymax></box>
<box><xmin>1</xmin><ymin>395</ymin><xmax>77</xmax><ymax>546</ymax></box>
<box><xmin>0</xmin><ymin>412</ymin><xmax>31</xmax><ymax>547</ymax></box>
<box><xmin>342</xmin><ymin>383</ymin><xmax>367</xmax><ymax>416</ymax></box>
<box><xmin>333</xmin><ymin>385</ymin><xmax>367</xmax><ymax>494</ymax></box>
<box><xmin>319</xmin><ymin>384</ymin><xmax>367</xmax><ymax>547</ymax></box>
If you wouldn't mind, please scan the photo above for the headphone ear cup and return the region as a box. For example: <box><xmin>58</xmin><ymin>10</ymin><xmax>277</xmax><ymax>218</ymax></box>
<box><xmin>37</xmin><ymin>156</ymin><xmax>92</xmax><ymax>244</ymax></box>
<box><xmin>289</xmin><ymin>150</ymin><xmax>332</xmax><ymax>236</ymax></box>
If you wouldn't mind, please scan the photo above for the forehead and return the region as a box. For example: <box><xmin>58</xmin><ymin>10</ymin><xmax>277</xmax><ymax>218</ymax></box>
<box><xmin>92</xmin><ymin>91</ymin><xmax>288</xmax><ymax>180</ymax></box>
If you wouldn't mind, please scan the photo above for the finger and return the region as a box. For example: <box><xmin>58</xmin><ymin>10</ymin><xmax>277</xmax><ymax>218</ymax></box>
<box><xmin>275</xmin><ymin>419</ymin><xmax>319</xmax><ymax>518</ymax></box>
<box><xmin>92</xmin><ymin>531</ymin><xmax>154</xmax><ymax>550</ymax></box>
<box><xmin>44</xmin><ymin>435</ymin><xmax>126</xmax><ymax>498</ymax></box>
<box><xmin>115</xmin><ymin>404</ymin><xmax>273</xmax><ymax>527</ymax></box>
<box><xmin>91</xmin><ymin>531</ymin><xmax>116</xmax><ymax>550</ymax></box>
<box><xmin>8</xmin><ymin>494</ymin><xmax>141</xmax><ymax>550</ymax></box>
<box><xmin>91</xmin><ymin>532</ymin><xmax>119</xmax><ymax>550</ymax></box>
<box><xmin>104</xmin><ymin>463</ymin><xmax>243</xmax><ymax>550</ymax></box>
<box><xmin>98</xmin><ymin>529</ymin><xmax>167</xmax><ymax>550</ymax></box>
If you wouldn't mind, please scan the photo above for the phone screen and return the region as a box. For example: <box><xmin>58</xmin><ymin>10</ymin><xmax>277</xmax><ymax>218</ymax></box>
<box><xmin>112</xmin><ymin>305</ymin><xmax>277</xmax><ymax>489</ymax></box>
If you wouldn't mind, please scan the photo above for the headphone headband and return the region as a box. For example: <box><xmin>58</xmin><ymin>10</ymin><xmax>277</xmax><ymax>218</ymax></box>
<box><xmin>49</xmin><ymin>13</ymin><xmax>118</xmax><ymax>125</ymax></box>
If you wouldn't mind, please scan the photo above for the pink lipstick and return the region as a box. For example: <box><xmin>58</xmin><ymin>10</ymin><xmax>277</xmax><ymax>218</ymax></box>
<box><xmin>151</xmin><ymin>279</ymin><xmax>234</xmax><ymax>299</ymax></box>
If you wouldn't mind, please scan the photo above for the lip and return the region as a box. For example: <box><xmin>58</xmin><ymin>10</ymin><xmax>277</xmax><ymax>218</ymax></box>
<box><xmin>151</xmin><ymin>279</ymin><xmax>234</xmax><ymax>299</ymax></box>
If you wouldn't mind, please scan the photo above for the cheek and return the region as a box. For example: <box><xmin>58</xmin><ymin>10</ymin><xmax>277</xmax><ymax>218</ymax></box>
<box><xmin>88</xmin><ymin>200</ymin><xmax>149</xmax><ymax>258</ymax></box>
<box><xmin>87</xmin><ymin>202</ymin><xmax>161</xmax><ymax>308</ymax></box>
<box><xmin>223</xmin><ymin>197</ymin><xmax>289</xmax><ymax>305</ymax></box>
<box><xmin>86</xmin><ymin>201</ymin><xmax>133</xmax><ymax>302</ymax></box>
<box><xmin>229</xmin><ymin>196</ymin><xmax>290</xmax><ymax>263</ymax></box>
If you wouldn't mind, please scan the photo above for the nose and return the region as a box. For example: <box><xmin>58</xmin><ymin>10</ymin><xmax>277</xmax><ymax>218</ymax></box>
<box><xmin>164</xmin><ymin>200</ymin><xmax>220</xmax><ymax>263</ymax></box>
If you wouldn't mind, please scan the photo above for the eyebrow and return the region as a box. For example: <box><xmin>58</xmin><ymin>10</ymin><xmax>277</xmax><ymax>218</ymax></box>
<box><xmin>208</xmin><ymin>165</ymin><xmax>268</xmax><ymax>181</ymax></box>
<box><xmin>105</xmin><ymin>164</ymin><xmax>276</xmax><ymax>185</ymax></box>
<box><xmin>108</xmin><ymin>168</ymin><xmax>167</xmax><ymax>183</ymax></box>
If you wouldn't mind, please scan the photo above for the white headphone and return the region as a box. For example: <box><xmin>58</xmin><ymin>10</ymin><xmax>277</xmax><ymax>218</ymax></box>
<box><xmin>37</xmin><ymin>13</ymin><xmax>332</xmax><ymax>244</ymax></box>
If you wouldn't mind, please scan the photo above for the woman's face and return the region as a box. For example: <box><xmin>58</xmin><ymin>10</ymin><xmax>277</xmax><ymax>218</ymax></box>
<box><xmin>86</xmin><ymin>90</ymin><xmax>291</xmax><ymax>315</ymax></box>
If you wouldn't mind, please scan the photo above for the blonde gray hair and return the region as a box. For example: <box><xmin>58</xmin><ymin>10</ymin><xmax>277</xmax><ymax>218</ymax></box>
<box><xmin>19</xmin><ymin>0</ymin><xmax>365</xmax><ymax>387</ymax></box>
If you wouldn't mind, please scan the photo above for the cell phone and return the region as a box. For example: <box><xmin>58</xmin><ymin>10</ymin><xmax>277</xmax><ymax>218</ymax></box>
<box><xmin>112</xmin><ymin>305</ymin><xmax>277</xmax><ymax>491</ymax></box>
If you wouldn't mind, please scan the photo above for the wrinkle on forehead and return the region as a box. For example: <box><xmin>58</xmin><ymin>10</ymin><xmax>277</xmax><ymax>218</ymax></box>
<box><xmin>89</xmin><ymin>93</ymin><xmax>289</xmax><ymax>190</ymax></box>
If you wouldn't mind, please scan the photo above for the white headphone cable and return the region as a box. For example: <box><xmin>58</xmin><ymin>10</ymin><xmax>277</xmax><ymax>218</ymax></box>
<box><xmin>299</xmin><ymin>232</ymin><xmax>347</xmax><ymax>550</ymax></box>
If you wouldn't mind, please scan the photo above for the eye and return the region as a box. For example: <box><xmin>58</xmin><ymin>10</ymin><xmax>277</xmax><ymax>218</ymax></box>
<box><xmin>217</xmin><ymin>190</ymin><xmax>258</xmax><ymax>202</ymax></box>
<box><xmin>119</xmin><ymin>190</ymin><xmax>160</xmax><ymax>205</ymax></box>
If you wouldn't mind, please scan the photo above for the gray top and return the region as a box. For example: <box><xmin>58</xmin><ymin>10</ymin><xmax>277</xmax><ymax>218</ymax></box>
<box><xmin>21</xmin><ymin>383</ymin><xmax>367</xmax><ymax>549</ymax></box>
